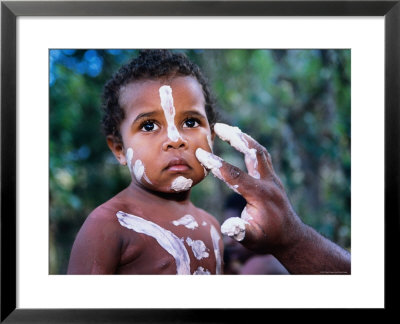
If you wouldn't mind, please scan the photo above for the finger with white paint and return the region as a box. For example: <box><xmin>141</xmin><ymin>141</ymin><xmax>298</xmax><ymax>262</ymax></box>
<box><xmin>195</xmin><ymin>148</ymin><xmax>261</xmax><ymax>243</ymax></box>
<box><xmin>195</xmin><ymin>148</ymin><xmax>256</xmax><ymax>198</ymax></box>
<box><xmin>213</xmin><ymin>123</ymin><xmax>273</xmax><ymax>180</ymax></box>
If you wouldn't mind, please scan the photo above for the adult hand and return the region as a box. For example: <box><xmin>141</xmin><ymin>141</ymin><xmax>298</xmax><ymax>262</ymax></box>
<box><xmin>196</xmin><ymin>123</ymin><xmax>302</xmax><ymax>254</ymax></box>
<box><xmin>196</xmin><ymin>123</ymin><xmax>351</xmax><ymax>274</ymax></box>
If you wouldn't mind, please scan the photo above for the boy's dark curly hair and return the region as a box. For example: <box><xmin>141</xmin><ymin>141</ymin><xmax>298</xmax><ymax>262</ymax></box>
<box><xmin>101</xmin><ymin>49</ymin><xmax>218</xmax><ymax>142</ymax></box>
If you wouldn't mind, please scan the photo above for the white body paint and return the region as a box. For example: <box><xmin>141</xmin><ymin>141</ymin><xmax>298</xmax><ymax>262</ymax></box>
<box><xmin>195</xmin><ymin>148</ymin><xmax>223</xmax><ymax>180</ymax></box>
<box><xmin>240</xmin><ymin>206</ymin><xmax>253</xmax><ymax>222</ymax></box>
<box><xmin>116</xmin><ymin>211</ymin><xmax>191</xmax><ymax>274</ymax></box>
<box><xmin>193</xmin><ymin>266</ymin><xmax>211</xmax><ymax>275</ymax></box>
<box><xmin>221</xmin><ymin>217</ymin><xmax>248</xmax><ymax>242</ymax></box>
<box><xmin>159</xmin><ymin>85</ymin><xmax>182</xmax><ymax>142</ymax></box>
<box><xmin>186</xmin><ymin>237</ymin><xmax>209</xmax><ymax>260</ymax></box>
<box><xmin>171</xmin><ymin>176</ymin><xmax>193</xmax><ymax>192</ymax></box>
<box><xmin>126</xmin><ymin>148</ymin><xmax>134</xmax><ymax>174</ymax></box>
<box><xmin>132</xmin><ymin>159</ymin><xmax>152</xmax><ymax>184</ymax></box>
<box><xmin>210</xmin><ymin>225</ymin><xmax>222</xmax><ymax>274</ymax></box>
<box><xmin>202</xmin><ymin>221</ymin><xmax>207</xmax><ymax>226</ymax></box>
<box><xmin>214</xmin><ymin>123</ymin><xmax>260</xmax><ymax>179</ymax></box>
<box><xmin>172</xmin><ymin>214</ymin><xmax>198</xmax><ymax>230</ymax></box>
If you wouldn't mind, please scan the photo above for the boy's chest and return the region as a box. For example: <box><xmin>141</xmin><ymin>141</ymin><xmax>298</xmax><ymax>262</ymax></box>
<box><xmin>117</xmin><ymin>211</ymin><xmax>223</xmax><ymax>275</ymax></box>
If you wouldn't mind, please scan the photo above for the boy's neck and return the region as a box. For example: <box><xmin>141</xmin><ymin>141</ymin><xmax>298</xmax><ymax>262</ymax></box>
<box><xmin>127</xmin><ymin>182</ymin><xmax>192</xmax><ymax>205</ymax></box>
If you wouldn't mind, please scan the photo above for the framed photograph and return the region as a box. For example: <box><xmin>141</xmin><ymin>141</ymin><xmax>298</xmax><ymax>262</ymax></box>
<box><xmin>2</xmin><ymin>0</ymin><xmax>398</xmax><ymax>321</ymax></box>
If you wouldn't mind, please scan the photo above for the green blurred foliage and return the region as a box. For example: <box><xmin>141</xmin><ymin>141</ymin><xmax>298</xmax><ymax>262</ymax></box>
<box><xmin>49</xmin><ymin>49</ymin><xmax>351</xmax><ymax>274</ymax></box>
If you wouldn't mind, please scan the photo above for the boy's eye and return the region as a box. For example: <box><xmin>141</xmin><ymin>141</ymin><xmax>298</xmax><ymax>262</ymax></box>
<box><xmin>183</xmin><ymin>118</ymin><xmax>200</xmax><ymax>128</ymax></box>
<box><xmin>141</xmin><ymin>121</ymin><xmax>159</xmax><ymax>132</ymax></box>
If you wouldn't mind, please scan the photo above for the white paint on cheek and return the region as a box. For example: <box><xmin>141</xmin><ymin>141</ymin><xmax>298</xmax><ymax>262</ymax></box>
<box><xmin>214</xmin><ymin>123</ymin><xmax>260</xmax><ymax>179</ymax></box>
<box><xmin>116</xmin><ymin>211</ymin><xmax>191</xmax><ymax>274</ymax></box>
<box><xmin>171</xmin><ymin>176</ymin><xmax>193</xmax><ymax>192</ymax></box>
<box><xmin>133</xmin><ymin>159</ymin><xmax>144</xmax><ymax>181</ymax></box>
<box><xmin>195</xmin><ymin>148</ymin><xmax>223</xmax><ymax>180</ymax></box>
<box><xmin>202</xmin><ymin>221</ymin><xmax>207</xmax><ymax>226</ymax></box>
<box><xmin>172</xmin><ymin>214</ymin><xmax>198</xmax><ymax>230</ymax></box>
<box><xmin>193</xmin><ymin>266</ymin><xmax>211</xmax><ymax>275</ymax></box>
<box><xmin>159</xmin><ymin>85</ymin><xmax>182</xmax><ymax>142</ymax></box>
<box><xmin>126</xmin><ymin>148</ymin><xmax>134</xmax><ymax>173</ymax></box>
<box><xmin>186</xmin><ymin>237</ymin><xmax>209</xmax><ymax>260</ymax></box>
<box><xmin>210</xmin><ymin>225</ymin><xmax>222</xmax><ymax>274</ymax></box>
<box><xmin>220</xmin><ymin>217</ymin><xmax>248</xmax><ymax>242</ymax></box>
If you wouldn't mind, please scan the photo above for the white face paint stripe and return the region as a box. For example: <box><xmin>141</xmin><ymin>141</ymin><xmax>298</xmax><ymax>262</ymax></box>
<box><xmin>210</xmin><ymin>225</ymin><xmax>222</xmax><ymax>275</ymax></box>
<box><xmin>126</xmin><ymin>148</ymin><xmax>134</xmax><ymax>174</ymax></box>
<box><xmin>186</xmin><ymin>237</ymin><xmax>209</xmax><ymax>260</ymax></box>
<box><xmin>171</xmin><ymin>176</ymin><xmax>193</xmax><ymax>192</ymax></box>
<box><xmin>159</xmin><ymin>85</ymin><xmax>182</xmax><ymax>142</ymax></box>
<box><xmin>172</xmin><ymin>215</ymin><xmax>198</xmax><ymax>230</ymax></box>
<box><xmin>116</xmin><ymin>211</ymin><xmax>191</xmax><ymax>274</ymax></box>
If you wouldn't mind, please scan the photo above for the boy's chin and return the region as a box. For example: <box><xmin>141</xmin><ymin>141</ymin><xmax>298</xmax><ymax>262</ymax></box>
<box><xmin>136</xmin><ymin>174</ymin><xmax>206</xmax><ymax>194</ymax></box>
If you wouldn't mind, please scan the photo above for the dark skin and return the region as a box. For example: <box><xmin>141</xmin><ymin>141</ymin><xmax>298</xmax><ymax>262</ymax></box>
<box><xmin>68</xmin><ymin>76</ymin><xmax>223</xmax><ymax>274</ymax></box>
<box><xmin>199</xmin><ymin>128</ymin><xmax>351</xmax><ymax>274</ymax></box>
<box><xmin>67</xmin><ymin>185</ymin><xmax>222</xmax><ymax>274</ymax></box>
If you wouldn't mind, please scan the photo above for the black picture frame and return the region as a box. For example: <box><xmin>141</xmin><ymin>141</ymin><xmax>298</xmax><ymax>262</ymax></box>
<box><xmin>1</xmin><ymin>0</ymin><xmax>398</xmax><ymax>322</ymax></box>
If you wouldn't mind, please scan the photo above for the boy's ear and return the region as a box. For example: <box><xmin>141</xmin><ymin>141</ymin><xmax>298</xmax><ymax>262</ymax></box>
<box><xmin>106</xmin><ymin>135</ymin><xmax>127</xmax><ymax>166</ymax></box>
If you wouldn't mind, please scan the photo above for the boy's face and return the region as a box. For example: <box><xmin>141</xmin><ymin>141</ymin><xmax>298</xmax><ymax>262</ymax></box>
<box><xmin>108</xmin><ymin>76</ymin><xmax>214</xmax><ymax>193</ymax></box>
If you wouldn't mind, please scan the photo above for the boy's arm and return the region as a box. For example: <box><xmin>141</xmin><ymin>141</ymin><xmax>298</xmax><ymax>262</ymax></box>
<box><xmin>67</xmin><ymin>214</ymin><xmax>122</xmax><ymax>274</ymax></box>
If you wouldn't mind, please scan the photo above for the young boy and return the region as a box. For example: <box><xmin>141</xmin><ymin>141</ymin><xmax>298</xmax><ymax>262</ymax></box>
<box><xmin>67</xmin><ymin>50</ymin><xmax>224</xmax><ymax>275</ymax></box>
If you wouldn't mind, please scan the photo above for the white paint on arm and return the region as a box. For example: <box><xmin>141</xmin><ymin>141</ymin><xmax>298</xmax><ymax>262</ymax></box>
<box><xmin>210</xmin><ymin>225</ymin><xmax>222</xmax><ymax>274</ymax></box>
<box><xmin>159</xmin><ymin>85</ymin><xmax>182</xmax><ymax>142</ymax></box>
<box><xmin>116</xmin><ymin>211</ymin><xmax>191</xmax><ymax>274</ymax></box>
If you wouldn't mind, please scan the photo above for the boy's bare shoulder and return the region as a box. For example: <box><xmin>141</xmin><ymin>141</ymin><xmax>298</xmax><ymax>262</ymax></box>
<box><xmin>195</xmin><ymin>206</ymin><xmax>221</xmax><ymax>230</ymax></box>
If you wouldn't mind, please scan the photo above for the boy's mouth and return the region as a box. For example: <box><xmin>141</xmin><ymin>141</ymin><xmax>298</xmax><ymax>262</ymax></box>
<box><xmin>165</xmin><ymin>158</ymin><xmax>191</xmax><ymax>172</ymax></box>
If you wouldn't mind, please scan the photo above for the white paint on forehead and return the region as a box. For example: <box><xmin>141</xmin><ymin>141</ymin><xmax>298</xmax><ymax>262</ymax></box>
<box><xmin>126</xmin><ymin>148</ymin><xmax>134</xmax><ymax>174</ymax></box>
<box><xmin>159</xmin><ymin>85</ymin><xmax>182</xmax><ymax>142</ymax></box>
<box><xmin>210</xmin><ymin>225</ymin><xmax>222</xmax><ymax>275</ymax></box>
<box><xmin>214</xmin><ymin>123</ymin><xmax>260</xmax><ymax>179</ymax></box>
<box><xmin>202</xmin><ymin>221</ymin><xmax>207</xmax><ymax>226</ymax></box>
<box><xmin>220</xmin><ymin>217</ymin><xmax>248</xmax><ymax>242</ymax></box>
<box><xmin>116</xmin><ymin>211</ymin><xmax>191</xmax><ymax>274</ymax></box>
<box><xmin>195</xmin><ymin>148</ymin><xmax>223</xmax><ymax>180</ymax></box>
<box><xmin>186</xmin><ymin>237</ymin><xmax>209</xmax><ymax>260</ymax></box>
<box><xmin>172</xmin><ymin>214</ymin><xmax>198</xmax><ymax>230</ymax></box>
<box><xmin>193</xmin><ymin>266</ymin><xmax>211</xmax><ymax>275</ymax></box>
<box><xmin>171</xmin><ymin>176</ymin><xmax>193</xmax><ymax>192</ymax></box>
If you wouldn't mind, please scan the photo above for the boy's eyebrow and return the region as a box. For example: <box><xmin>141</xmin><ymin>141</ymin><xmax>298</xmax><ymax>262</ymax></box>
<box><xmin>132</xmin><ymin>111</ymin><xmax>160</xmax><ymax>124</ymax></box>
<box><xmin>180</xmin><ymin>110</ymin><xmax>207</xmax><ymax>119</ymax></box>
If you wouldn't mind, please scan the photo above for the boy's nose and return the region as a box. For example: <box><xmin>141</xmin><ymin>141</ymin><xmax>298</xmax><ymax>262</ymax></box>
<box><xmin>162</xmin><ymin>135</ymin><xmax>188</xmax><ymax>151</ymax></box>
